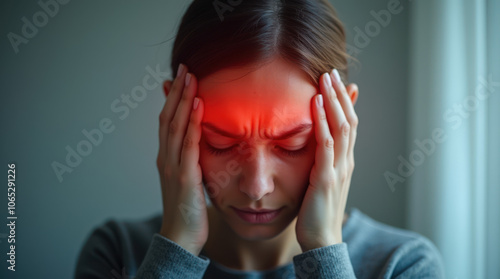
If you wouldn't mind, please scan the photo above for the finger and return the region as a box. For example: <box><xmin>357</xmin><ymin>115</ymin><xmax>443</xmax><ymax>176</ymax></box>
<box><xmin>180</xmin><ymin>97</ymin><xmax>203</xmax><ymax>174</ymax></box>
<box><xmin>320</xmin><ymin>72</ymin><xmax>349</xmax><ymax>168</ymax></box>
<box><xmin>330</xmin><ymin>70</ymin><xmax>359</xmax><ymax>164</ymax></box>
<box><xmin>313</xmin><ymin>93</ymin><xmax>334</xmax><ymax>178</ymax></box>
<box><xmin>167</xmin><ymin>72</ymin><xmax>197</xmax><ymax>166</ymax></box>
<box><xmin>157</xmin><ymin>64</ymin><xmax>187</xmax><ymax>170</ymax></box>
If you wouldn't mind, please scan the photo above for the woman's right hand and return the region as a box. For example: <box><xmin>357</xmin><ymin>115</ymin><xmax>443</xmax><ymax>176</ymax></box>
<box><xmin>156</xmin><ymin>63</ymin><xmax>208</xmax><ymax>256</ymax></box>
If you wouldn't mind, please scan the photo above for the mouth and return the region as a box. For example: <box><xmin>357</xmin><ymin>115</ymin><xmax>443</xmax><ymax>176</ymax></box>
<box><xmin>231</xmin><ymin>206</ymin><xmax>284</xmax><ymax>224</ymax></box>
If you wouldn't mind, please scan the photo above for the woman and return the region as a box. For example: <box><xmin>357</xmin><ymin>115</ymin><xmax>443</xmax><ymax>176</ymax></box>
<box><xmin>75</xmin><ymin>0</ymin><xmax>445</xmax><ymax>278</ymax></box>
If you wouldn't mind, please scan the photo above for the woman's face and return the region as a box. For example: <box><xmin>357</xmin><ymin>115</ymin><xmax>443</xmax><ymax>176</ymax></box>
<box><xmin>197</xmin><ymin>58</ymin><xmax>317</xmax><ymax>241</ymax></box>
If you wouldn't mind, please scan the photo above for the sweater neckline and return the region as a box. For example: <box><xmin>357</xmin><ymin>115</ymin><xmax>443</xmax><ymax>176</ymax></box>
<box><xmin>199</xmin><ymin>207</ymin><xmax>361</xmax><ymax>275</ymax></box>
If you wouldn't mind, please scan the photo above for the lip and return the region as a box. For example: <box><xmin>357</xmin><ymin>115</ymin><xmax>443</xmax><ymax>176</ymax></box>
<box><xmin>236</xmin><ymin>207</ymin><xmax>281</xmax><ymax>213</ymax></box>
<box><xmin>232</xmin><ymin>206</ymin><xmax>283</xmax><ymax>224</ymax></box>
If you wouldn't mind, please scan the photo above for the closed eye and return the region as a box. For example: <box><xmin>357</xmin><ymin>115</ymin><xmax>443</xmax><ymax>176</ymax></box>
<box><xmin>206</xmin><ymin>144</ymin><xmax>308</xmax><ymax>158</ymax></box>
<box><xmin>205</xmin><ymin>144</ymin><xmax>235</xmax><ymax>156</ymax></box>
<box><xmin>276</xmin><ymin>146</ymin><xmax>308</xmax><ymax>157</ymax></box>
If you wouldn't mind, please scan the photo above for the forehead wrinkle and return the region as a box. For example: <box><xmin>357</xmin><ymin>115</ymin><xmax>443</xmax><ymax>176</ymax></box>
<box><xmin>202</xmin><ymin>106</ymin><xmax>309</xmax><ymax>142</ymax></box>
<box><xmin>200</xmin><ymin>90</ymin><xmax>312</xmax><ymax>142</ymax></box>
<box><xmin>198</xmin><ymin>59</ymin><xmax>317</xmax><ymax>142</ymax></box>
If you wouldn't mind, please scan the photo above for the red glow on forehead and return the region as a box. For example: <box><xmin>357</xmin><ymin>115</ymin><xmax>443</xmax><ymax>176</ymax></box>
<box><xmin>201</xmin><ymin>94</ymin><xmax>310</xmax><ymax>136</ymax></box>
<box><xmin>196</xmin><ymin>58</ymin><xmax>318</xmax><ymax>138</ymax></box>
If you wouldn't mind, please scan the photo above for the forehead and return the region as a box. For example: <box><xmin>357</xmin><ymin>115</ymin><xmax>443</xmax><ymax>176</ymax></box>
<box><xmin>197</xmin><ymin>59</ymin><xmax>317</xmax><ymax>130</ymax></box>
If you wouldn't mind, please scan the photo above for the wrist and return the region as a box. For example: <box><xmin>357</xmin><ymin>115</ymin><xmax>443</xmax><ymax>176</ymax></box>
<box><xmin>299</xmin><ymin>234</ymin><xmax>342</xmax><ymax>252</ymax></box>
<box><xmin>160</xmin><ymin>228</ymin><xmax>203</xmax><ymax>256</ymax></box>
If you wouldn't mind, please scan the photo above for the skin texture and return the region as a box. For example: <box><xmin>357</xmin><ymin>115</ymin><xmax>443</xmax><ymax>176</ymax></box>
<box><xmin>160</xmin><ymin>57</ymin><xmax>359</xmax><ymax>270</ymax></box>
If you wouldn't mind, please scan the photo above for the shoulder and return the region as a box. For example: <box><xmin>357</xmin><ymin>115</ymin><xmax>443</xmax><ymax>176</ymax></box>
<box><xmin>74</xmin><ymin>213</ymin><xmax>163</xmax><ymax>279</ymax></box>
<box><xmin>345</xmin><ymin>208</ymin><xmax>445</xmax><ymax>278</ymax></box>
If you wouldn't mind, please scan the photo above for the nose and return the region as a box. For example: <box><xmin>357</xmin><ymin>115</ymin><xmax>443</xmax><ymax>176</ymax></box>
<box><xmin>238</xmin><ymin>146</ymin><xmax>275</xmax><ymax>201</ymax></box>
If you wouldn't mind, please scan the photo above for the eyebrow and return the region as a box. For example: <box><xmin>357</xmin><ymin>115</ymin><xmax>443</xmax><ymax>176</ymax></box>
<box><xmin>201</xmin><ymin>122</ymin><xmax>313</xmax><ymax>140</ymax></box>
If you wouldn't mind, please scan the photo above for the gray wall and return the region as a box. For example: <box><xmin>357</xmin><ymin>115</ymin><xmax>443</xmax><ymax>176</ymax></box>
<box><xmin>0</xmin><ymin>0</ymin><xmax>409</xmax><ymax>278</ymax></box>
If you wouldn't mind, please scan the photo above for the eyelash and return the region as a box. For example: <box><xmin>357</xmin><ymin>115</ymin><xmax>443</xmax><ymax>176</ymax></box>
<box><xmin>206</xmin><ymin>144</ymin><xmax>308</xmax><ymax>158</ymax></box>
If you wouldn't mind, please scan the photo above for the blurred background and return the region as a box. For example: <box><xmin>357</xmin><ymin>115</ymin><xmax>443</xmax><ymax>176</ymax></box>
<box><xmin>1</xmin><ymin>0</ymin><xmax>498</xmax><ymax>278</ymax></box>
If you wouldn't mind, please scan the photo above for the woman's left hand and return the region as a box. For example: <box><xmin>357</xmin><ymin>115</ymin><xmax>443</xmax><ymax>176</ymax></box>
<box><xmin>295</xmin><ymin>69</ymin><xmax>359</xmax><ymax>252</ymax></box>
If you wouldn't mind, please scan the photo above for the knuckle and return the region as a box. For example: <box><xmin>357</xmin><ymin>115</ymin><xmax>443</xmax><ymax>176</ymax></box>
<box><xmin>164</xmin><ymin>165</ymin><xmax>174</xmax><ymax>178</ymax></box>
<box><xmin>319</xmin><ymin>111</ymin><xmax>327</xmax><ymax>121</ymax></box>
<box><xmin>169</xmin><ymin>121</ymin><xmax>179</xmax><ymax>135</ymax></box>
<box><xmin>349</xmin><ymin>157</ymin><xmax>355</xmax><ymax>170</ymax></box>
<box><xmin>340</xmin><ymin>122</ymin><xmax>350</xmax><ymax>137</ymax></box>
<box><xmin>350</xmin><ymin>115</ymin><xmax>359</xmax><ymax>128</ymax></box>
<box><xmin>328</xmin><ymin>90</ymin><xmax>338</xmax><ymax>102</ymax></box>
<box><xmin>183</xmin><ymin>136</ymin><xmax>194</xmax><ymax>149</ymax></box>
<box><xmin>324</xmin><ymin>137</ymin><xmax>334</xmax><ymax>150</ymax></box>
<box><xmin>334</xmin><ymin>166</ymin><xmax>348</xmax><ymax>183</ymax></box>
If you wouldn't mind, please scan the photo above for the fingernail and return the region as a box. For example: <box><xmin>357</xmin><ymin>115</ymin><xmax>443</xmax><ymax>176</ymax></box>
<box><xmin>193</xmin><ymin>97</ymin><xmax>200</xmax><ymax>110</ymax></box>
<box><xmin>185</xmin><ymin>73</ymin><xmax>191</xmax><ymax>86</ymax></box>
<box><xmin>323</xmin><ymin>72</ymin><xmax>332</xmax><ymax>88</ymax></box>
<box><xmin>332</xmin><ymin>69</ymin><xmax>341</xmax><ymax>83</ymax></box>
<box><xmin>177</xmin><ymin>63</ymin><xmax>185</xmax><ymax>78</ymax></box>
<box><xmin>317</xmin><ymin>94</ymin><xmax>323</xmax><ymax>107</ymax></box>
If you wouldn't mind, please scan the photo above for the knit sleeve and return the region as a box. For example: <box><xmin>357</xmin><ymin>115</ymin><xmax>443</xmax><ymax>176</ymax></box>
<box><xmin>292</xmin><ymin>243</ymin><xmax>356</xmax><ymax>278</ymax></box>
<box><xmin>134</xmin><ymin>233</ymin><xmax>210</xmax><ymax>278</ymax></box>
<box><xmin>74</xmin><ymin>220</ymin><xmax>130</xmax><ymax>279</ymax></box>
<box><xmin>380</xmin><ymin>237</ymin><xmax>446</xmax><ymax>278</ymax></box>
<box><xmin>74</xmin><ymin>220</ymin><xmax>210</xmax><ymax>279</ymax></box>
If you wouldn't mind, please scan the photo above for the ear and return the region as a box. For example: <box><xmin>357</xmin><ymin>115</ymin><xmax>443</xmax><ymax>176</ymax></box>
<box><xmin>163</xmin><ymin>80</ymin><xmax>173</xmax><ymax>98</ymax></box>
<box><xmin>346</xmin><ymin>83</ymin><xmax>359</xmax><ymax>106</ymax></box>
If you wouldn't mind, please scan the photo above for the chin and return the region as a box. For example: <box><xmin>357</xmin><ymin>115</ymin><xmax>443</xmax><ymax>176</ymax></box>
<box><xmin>229</xmin><ymin>223</ymin><xmax>285</xmax><ymax>241</ymax></box>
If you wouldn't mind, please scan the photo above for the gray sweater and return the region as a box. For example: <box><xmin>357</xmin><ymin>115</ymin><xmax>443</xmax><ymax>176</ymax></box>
<box><xmin>74</xmin><ymin>207</ymin><xmax>445</xmax><ymax>278</ymax></box>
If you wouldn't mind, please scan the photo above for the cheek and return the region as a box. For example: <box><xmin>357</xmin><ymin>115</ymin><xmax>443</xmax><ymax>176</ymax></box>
<box><xmin>275</xmin><ymin>151</ymin><xmax>315</xmax><ymax>204</ymax></box>
<box><xmin>278</xmin><ymin>165</ymin><xmax>310</xmax><ymax>202</ymax></box>
<box><xmin>291</xmin><ymin>144</ymin><xmax>315</xmax><ymax>196</ymax></box>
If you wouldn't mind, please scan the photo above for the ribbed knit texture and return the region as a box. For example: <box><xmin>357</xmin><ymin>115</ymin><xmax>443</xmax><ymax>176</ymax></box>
<box><xmin>74</xmin><ymin>207</ymin><xmax>445</xmax><ymax>278</ymax></box>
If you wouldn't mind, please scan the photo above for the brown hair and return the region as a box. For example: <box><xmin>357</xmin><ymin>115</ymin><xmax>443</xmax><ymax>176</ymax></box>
<box><xmin>170</xmin><ymin>0</ymin><xmax>354</xmax><ymax>87</ymax></box>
